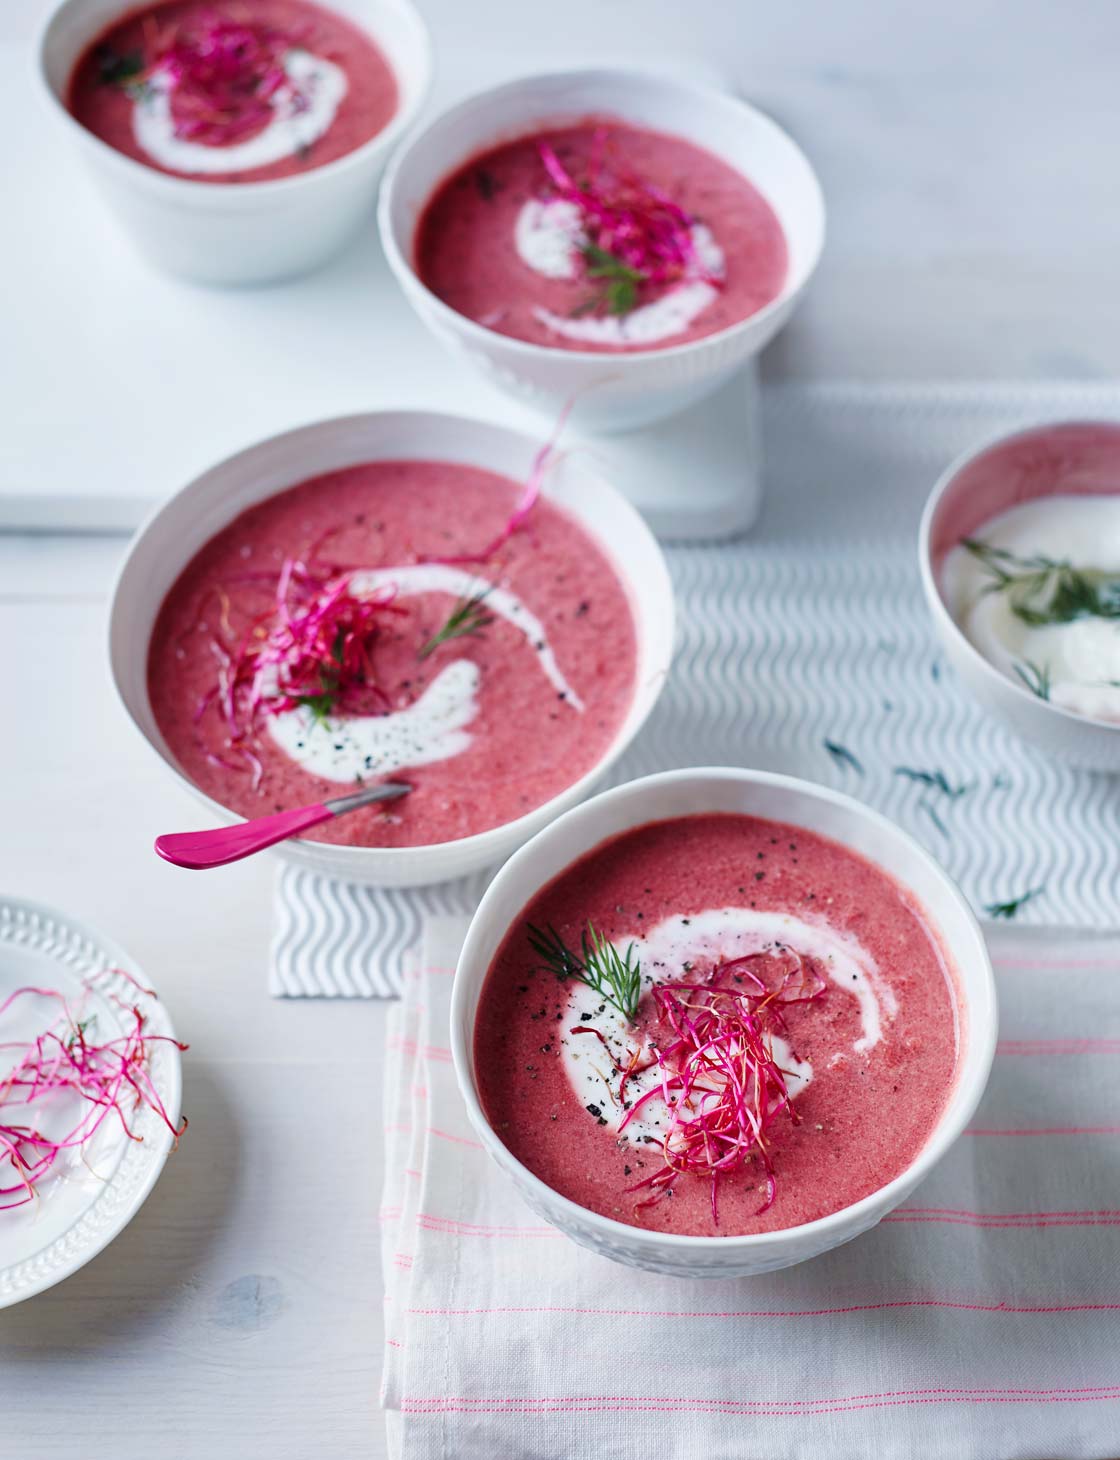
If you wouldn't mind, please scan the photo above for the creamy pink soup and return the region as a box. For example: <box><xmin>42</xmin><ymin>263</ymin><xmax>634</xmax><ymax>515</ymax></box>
<box><xmin>415</xmin><ymin>120</ymin><xmax>788</xmax><ymax>353</ymax></box>
<box><xmin>68</xmin><ymin>0</ymin><xmax>397</xmax><ymax>184</ymax></box>
<box><xmin>476</xmin><ymin>814</ymin><xmax>960</xmax><ymax>1237</ymax></box>
<box><xmin>147</xmin><ymin>461</ymin><xmax>637</xmax><ymax>848</ymax></box>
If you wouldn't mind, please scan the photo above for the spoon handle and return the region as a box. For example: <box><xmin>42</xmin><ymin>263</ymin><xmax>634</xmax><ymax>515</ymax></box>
<box><xmin>154</xmin><ymin>781</ymin><xmax>411</xmax><ymax>870</ymax></box>
<box><xmin>155</xmin><ymin>804</ymin><xmax>334</xmax><ymax>870</ymax></box>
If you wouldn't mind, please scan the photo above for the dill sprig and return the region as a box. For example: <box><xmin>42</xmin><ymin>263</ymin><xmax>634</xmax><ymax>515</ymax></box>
<box><xmin>894</xmin><ymin>767</ymin><xmax>973</xmax><ymax>800</ymax></box>
<box><xmin>963</xmin><ymin>538</ymin><xmax>1120</xmax><ymax>627</ymax></box>
<box><xmin>96</xmin><ymin>45</ymin><xmax>145</xmax><ymax>86</ymax></box>
<box><xmin>295</xmin><ymin>628</ymin><xmax>347</xmax><ymax>724</ymax></box>
<box><xmin>823</xmin><ymin>739</ymin><xmax>863</xmax><ymax>775</ymax></box>
<box><xmin>1013</xmin><ymin>658</ymin><xmax>1052</xmax><ymax>701</ymax></box>
<box><xmin>527</xmin><ymin>921</ymin><xmax>643</xmax><ymax>1022</ymax></box>
<box><xmin>984</xmin><ymin>886</ymin><xmax>1044</xmax><ymax>920</ymax></box>
<box><xmin>573</xmin><ymin>243</ymin><xmax>643</xmax><ymax>317</ymax></box>
<box><xmin>418</xmin><ymin>589</ymin><xmax>494</xmax><ymax>660</ymax></box>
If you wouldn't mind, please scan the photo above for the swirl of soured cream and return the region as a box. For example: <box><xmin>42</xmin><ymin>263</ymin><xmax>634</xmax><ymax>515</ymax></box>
<box><xmin>560</xmin><ymin>906</ymin><xmax>898</xmax><ymax>1143</ymax></box>
<box><xmin>131</xmin><ymin>49</ymin><xmax>347</xmax><ymax>175</ymax></box>
<box><xmin>266</xmin><ymin>564</ymin><xmax>582</xmax><ymax>781</ymax></box>
<box><xmin>514</xmin><ymin>197</ymin><xmax>726</xmax><ymax>347</ymax></box>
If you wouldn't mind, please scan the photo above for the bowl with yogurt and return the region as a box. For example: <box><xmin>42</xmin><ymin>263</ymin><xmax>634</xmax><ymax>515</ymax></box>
<box><xmin>379</xmin><ymin>69</ymin><xmax>825</xmax><ymax>431</ymax></box>
<box><xmin>921</xmin><ymin>419</ymin><xmax>1120</xmax><ymax>772</ymax></box>
<box><xmin>38</xmin><ymin>0</ymin><xmax>431</xmax><ymax>283</ymax></box>
<box><xmin>451</xmin><ymin>766</ymin><xmax>996</xmax><ymax>1277</ymax></box>
<box><xmin>109</xmin><ymin>411</ymin><xmax>674</xmax><ymax>886</ymax></box>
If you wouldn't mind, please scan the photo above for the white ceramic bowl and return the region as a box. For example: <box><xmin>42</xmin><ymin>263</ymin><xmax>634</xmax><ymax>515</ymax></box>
<box><xmin>920</xmin><ymin>419</ymin><xmax>1120</xmax><ymax>773</ymax></box>
<box><xmin>379</xmin><ymin>69</ymin><xmax>825</xmax><ymax>432</ymax></box>
<box><xmin>109</xmin><ymin>411</ymin><xmax>675</xmax><ymax>887</ymax></box>
<box><xmin>451</xmin><ymin>766</ymin><xmax>997</xmax><ymax>1278</ymax></box>
<box><xmin>38</xmin><ymin>0</ymin><xmax>431</xmax><ymax>285</ymax></box>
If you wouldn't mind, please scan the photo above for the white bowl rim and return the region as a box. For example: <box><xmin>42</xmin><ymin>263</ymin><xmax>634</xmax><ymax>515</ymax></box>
<box><xmin>919</xmin><ymin>415</ymin><xmax>1120</xmax><ymax>737</ymax></box>
<box><xmin>107</xmin><ymin>407</ymin><xmax>675</xmax><ymax>868</ymax></box>
<box><xmin>35</xmin><ymin>0</ymin><xmax>432</xmax><ymax>199</ymax></box>
<box><xmin>450</xmin><ymin>764</ymin><xmax>998</xmax><ymax>1254</ymax></box>
<box><xmin>378</xmin><ymin>64</ymin><xmax>826</xmax><ymax>365</ymax></box>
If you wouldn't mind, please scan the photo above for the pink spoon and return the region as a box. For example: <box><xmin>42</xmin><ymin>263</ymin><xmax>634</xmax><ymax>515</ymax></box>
<box><xmin>154</xmin><ymin>781</ymin><xmax>412</xmax><ymax>870</ymax></box>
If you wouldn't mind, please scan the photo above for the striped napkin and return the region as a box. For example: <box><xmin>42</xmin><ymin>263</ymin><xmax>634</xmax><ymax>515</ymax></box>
<box><xmin>380</xmin><ymin>916</ymin><xmax>1120</xmax><ymax>1460</ymax></box>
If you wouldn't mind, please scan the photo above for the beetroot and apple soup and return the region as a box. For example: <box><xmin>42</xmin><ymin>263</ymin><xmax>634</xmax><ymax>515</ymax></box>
<box><xmin>146</xmin><ymin>460</ymin><xmax>637</xmax><ymax>848</ymax></box>
<box><xmin>415</xmin><ymin>120</ymin><xmax>788</xmax><ymax>353</ymax></box>
<box><xmin>68</xmin><ymin>0</ymin><xmax>397</xmax><ymax>184</ymax></box>
<box><xmin>476</xmin><ymin>814</ymin><xmax>960</xmax><ymax>1237</ymax></box>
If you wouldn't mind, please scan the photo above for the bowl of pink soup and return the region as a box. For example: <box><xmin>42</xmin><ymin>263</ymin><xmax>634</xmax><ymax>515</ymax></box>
<box><xmin>39</xmin><ymin>0</ymin><xmax>430</xmax><ymax>283</ymax></box>
<box><xmin>109</xmin><ymin>411</ymin><xmax>673</xmax><ymax>887</ymax></box>
<box><xmin>921</xmin><ymin>419</ymin><xmax>1120</xmax><ymax>773</ymax></box>
<box><xmin>379</xmin><ymin>69</ymin><xmax>825</xmax><ymax>431</ymax></box>
<box><xmin>451</xmin><ymin>767</ymin><xmax>996</xmax><ymax>1278</ymax></box>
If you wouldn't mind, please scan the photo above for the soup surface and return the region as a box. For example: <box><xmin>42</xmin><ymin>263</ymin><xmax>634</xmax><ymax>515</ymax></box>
<box><xmin>69</xmin><ymin>0</ymin><xmax>398</xmax><ymax>183</ymax></box>
<box><xmin>147</xmin><ymin>460</ymin><xmax>638</xmax><ymax>847</ymax></box>
<box><xmin>415</xmin><ymin>119</ymin><xmax>788</xmax><ymax>352</ymax></box>
<box><xmin>476</xmin><ymin>813</ymin><xmax>960</xmax><ymax>1236</ymax></box>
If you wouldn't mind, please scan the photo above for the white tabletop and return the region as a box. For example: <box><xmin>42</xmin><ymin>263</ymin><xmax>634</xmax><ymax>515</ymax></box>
<box><xmin>0</xmin><ymin>535</ymin><xmax>392</xmax><ymax>1458</ymax></box>
<box><xmin>2</xmin><ymin>1</ymin><xmax>1119</xmax><ymax>1455</ymax></box>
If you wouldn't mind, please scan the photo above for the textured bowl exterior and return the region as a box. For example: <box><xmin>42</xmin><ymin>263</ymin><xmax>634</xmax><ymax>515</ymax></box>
<box><xmin>108</xmin><ymin>411</ymin><xmax>675</xmax><ymax>887</ymax></box>
<box><xmin>379</xmin><ymin>69</ymin><xmax>824</xmax><ymax>431</ymax></box>
<box><xmin>920</xmin><ymin>419</ymin><xmax>1120</xmax><ymax>773</ymax></box>
<box><xmin>451</xmin><ymin>767</ymin><xmax>997</xmax><ymax>1279</ymax></box>
<box><xmin>38</xmin><ymin>0</ymin><xmax>431</xmax><ymax>284</ymax></box>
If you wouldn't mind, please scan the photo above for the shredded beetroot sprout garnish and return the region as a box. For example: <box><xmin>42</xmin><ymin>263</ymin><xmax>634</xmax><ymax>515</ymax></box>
<box><xmin>0</xmin><ymin>980</ymin><xmax>187</xmax><ymax>1212</ymax></box>
<box><xmin>203</xmin><ymin>558</ymin><xmax>406</xmax><ymax>772</ymax></box>
<box><xmin>537</xmin><ymin>130</ymin><xmax>721</xmax><ymax>306</ymax></box>
<box><xmin>420</xmin><ymin>407</ymin><xmax>570</xmax><ymax>568</ymax></box>
<box><xmin>150</xmin><ymin>14</ymin><xmax>313</xmax><ymax>146</ymax></box>
<box><xmin>615</xmin><ymin>952</ymin><xmax>826</xmax><ymax>1225</ymax></box>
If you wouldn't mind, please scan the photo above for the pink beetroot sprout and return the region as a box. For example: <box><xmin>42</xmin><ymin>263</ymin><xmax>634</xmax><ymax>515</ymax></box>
<box><xmin>151</xmin><ymin>14</ymin><xmax>313</xmax><ymax>147</ymax></box>
<box><xmin>0</xmin><ymin>981</ymin><xmax>187</xmax><ymax>1211</ymax></box>
<box><xmin>420</xmin><ymin>408</ymin><xmax>570</xmax><ymax>567</ymax></box>
<box><xmin>615</xmin><ymin>952</ymin><xmax>826</xmax><ymax>1225</ymax></box>
<box><xmin>537</xmin><ymin>130</ymin><xmax>721</xmax><ymax>305</ymax></box>
<box><xmin>201</xmin><ymin>558</ymin><xmax>406</xmax><ymax>782</ymax></box>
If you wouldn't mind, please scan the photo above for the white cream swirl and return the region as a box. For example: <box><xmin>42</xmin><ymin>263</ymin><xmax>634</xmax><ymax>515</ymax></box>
<box><xmin>514</xmin><ymin>198</ymin><xmax>725</xmax><ymax>346</ymax></box>
<box><xmin>131</xmin><ymin>49</ymin><xmax>347</xmax><ymax>176</ymax></box>
<box><xmin>266</xmin><ymin>564</ymin><xmax>582</xmax><ymax>783</ymax></box>
<box><xmin>560</xmin><ymin>907</ymin><xmax>897</xmax><ymax>1145</ymax></box>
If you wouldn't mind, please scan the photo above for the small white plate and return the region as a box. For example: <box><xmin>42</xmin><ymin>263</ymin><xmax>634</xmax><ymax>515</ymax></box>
<box><xmin>0</xmin><ymin>896</ymin><xmax>182</xmax><ymax>1307</ymax></box>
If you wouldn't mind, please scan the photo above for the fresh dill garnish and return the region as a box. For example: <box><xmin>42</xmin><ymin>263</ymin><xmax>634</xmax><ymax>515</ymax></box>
<box><xmin>295</xmin><ymin>629</ymin><xmax>347</xmax><ymax>723</ymax></box>
<box><xmin>963</xmin><ymin>538</ymin><xmax>1120</xmax><ymax>627</ymax></box>
<box><xmin>527</xmin><ymin>921</ymin><xmax>642</xmax><ymax>1022</ymax></box>
<box><xmin>823</xmin><ymin>739</ymin><xmax>863</xmax><ymax>775</ymax></box>
<box><xmin>296</xmin><ymin>689</ymin><xmax>337</xmax><ymax>726</ymax></box>
<box><xmin>96</xmin><ymin>45</ymin><xmax>145</xmax><ymax>86</ymax></box>
<box><xmin>918</xmin><ymin>799</ymin><xmax>949</xmax><ymax>839</ymax></box>
<box><xmin>1013</xmin><ymin>658</ymin><xmax>1052</xmax><ymax>701</ymax></box>
<box><xmin>894</xmin><ymin>767</ymin><xmax>973</xmax><ymax>800</ymax></box>
<box><xmin>418</xmin><ymin>589</ymin><xmax>494</xmax><ymax>660</ymax></box>
<box><xmin>984</xmin><ymin>886</ymin><xmax>1044</xmax><ymax>919</ymax></box>
<box><xmin>576</xmin><ymin>243</ymin><xmax>643</xmax><ymax>317</ymax></box>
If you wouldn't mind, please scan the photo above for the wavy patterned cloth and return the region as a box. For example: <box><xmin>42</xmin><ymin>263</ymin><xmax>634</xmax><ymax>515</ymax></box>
<box><xmin>271</xmin><ymin>383</ymin><xmax>1120</xmax><ymax>997</ymax></box>
<box><xmin>380</xmin><ymin>916</ymin><xmax>1120</xmax><ymax>1460</ymax></box>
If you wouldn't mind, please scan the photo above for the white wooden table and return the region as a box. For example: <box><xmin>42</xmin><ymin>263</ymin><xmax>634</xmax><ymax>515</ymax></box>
<box><xmin>3</xmin><ymin>0</ymin><xmax>1120</xmax><ymax>1454</ymax></box>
